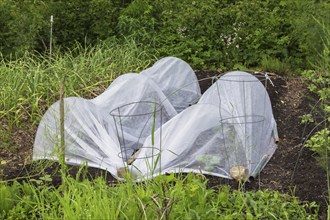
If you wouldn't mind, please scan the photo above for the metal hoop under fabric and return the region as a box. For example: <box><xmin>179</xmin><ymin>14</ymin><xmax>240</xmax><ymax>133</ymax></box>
<box><xmin>217</xmin><ymin>73</ymin><xmax>268</xmax><ymax>83</ymax></box>
<box><xmin>220</xmin><ymin>115</ymin><xmax>265</xmax><ymax>124</ymax></box>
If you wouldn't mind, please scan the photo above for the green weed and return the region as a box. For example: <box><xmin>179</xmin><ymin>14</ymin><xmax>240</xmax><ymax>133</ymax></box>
<box><xmin>0</xmin><ymin>173</ymin><xmax>319</xmax><ymax>219</ymax></box>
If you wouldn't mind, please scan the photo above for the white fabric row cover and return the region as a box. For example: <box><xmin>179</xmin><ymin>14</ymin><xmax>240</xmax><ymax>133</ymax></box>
<box><xmin>33</xmin><ymin>57</ymin><xmax>201</xmax><ymax>176</ymax></box>
<box><xmin>33</xmin><ymin>57</ymin><xmax>278</xmax><ymax>181</ymax></box>
<box><xmin>131</xmin><ymin>71</ymin><xmax>278</xmax><ymax>180</ymax></box>
<box><xmin>140</xmin><ymin>57</ymin><xmax>201</xmax><ymax>112</ymax></box>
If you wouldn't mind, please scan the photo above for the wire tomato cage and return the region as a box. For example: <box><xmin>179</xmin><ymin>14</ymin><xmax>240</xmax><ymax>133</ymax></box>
<box><xmin>110</xmin><ymin>101</ymin><xmax>163</xmax><ymax>165</ymax></box>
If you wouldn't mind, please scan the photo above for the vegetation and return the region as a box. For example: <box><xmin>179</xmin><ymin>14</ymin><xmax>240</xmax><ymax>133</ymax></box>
<box><xmin>0</xmin><ymin>41</ymin><xmax>154</xmax><ymax>129</ymax></box>
<box><xmin>0</xmin><ymin>173</ymin><xmax>319</xmax><ymax>219</ymax></box>
<box><xmin>260</xmin><ymin>56</ymin><xmax>292</xmax><ymax>75</ymax></box>
<box><xmin>301</xmin><ymin>19</ymin><xmax>330</xmax><ymax>216</ymax></box>
<box><xmin>0</xmin><ymin>0</ymin><xmax>329</xmax><ymax>219</ymax></box>
<box><xmin>0</xmin><ymin>0</ymin><xmax>329</xmax><ymax>70</ymax></box>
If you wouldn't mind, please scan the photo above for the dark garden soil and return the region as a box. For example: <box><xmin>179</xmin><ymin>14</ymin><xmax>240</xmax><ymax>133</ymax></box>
<box><xmin>0</xmin><ymin>70</ymin><xmax>327</xmax><ymax>218</ymax></box>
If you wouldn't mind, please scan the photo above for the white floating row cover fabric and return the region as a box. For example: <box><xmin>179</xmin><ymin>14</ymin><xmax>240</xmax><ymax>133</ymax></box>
<box><xmin>131</xmin><ymin>71</ymin><xmax>278</xmax><ymax>180</ymax></box>
<box><xmin>33</xmin><ymin>57</ymin><xmax>201</xmax><ymax>176</ymax></box>
<box><xmin>33</xmin><ymin>56</ymin><xmax>278</xmax><ymax>181</ymax></box>
<box><xmin>140</xmin><ymin>57</ymin><xmax>201</xmax><ymax>112</ymax></box>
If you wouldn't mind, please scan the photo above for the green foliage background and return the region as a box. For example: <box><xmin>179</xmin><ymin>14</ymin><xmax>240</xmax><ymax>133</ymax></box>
<box><xmin>0</xmin><ymin>0</ymin><xmax>329</xmax><ymax>70</ymax></box>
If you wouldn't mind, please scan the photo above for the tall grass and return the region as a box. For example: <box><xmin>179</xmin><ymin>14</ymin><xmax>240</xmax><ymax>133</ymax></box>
<box><xmin>0</xmin><ymin>173</ymin><xmax>319</xmax><ymax>219</ymax></box>
<box><xmin>0</xmin><ymin>40</ymin><xmax>155</xmax><ymax>128</ymax></box>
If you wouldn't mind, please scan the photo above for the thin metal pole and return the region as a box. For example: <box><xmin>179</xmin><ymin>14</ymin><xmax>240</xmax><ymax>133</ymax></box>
<box><xmin>50</xmin><ymin>15</ymin><xmax>53</xmax><ymax>60</ymax></box>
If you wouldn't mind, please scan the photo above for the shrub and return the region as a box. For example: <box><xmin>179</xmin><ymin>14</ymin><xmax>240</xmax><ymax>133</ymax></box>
<box><xmin>0</xmin><ymin>0</ymin><xmax>47</xmax><ymax>58</ymax></box>
<box><xmin>116</xmin><ymin>0</ymin><xmax>330</xmax><ymax>70</ymax></box>
<box><xmin>0</xmin><ymin>0</ymin><xmax>329</xmax><ymax>70</ymax></box>
<box><xmin>47</xmin><ymin>0</ymin><xmax>125</xmax><ymax>48</ymax></box>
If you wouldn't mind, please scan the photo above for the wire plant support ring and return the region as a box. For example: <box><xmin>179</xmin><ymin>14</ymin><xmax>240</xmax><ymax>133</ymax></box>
<box><xmin>214</xmin><ymin>72</ymin><xmax>274</xmax><ymax>181</ymax></box>
<box><xmin>110</xmin><ymin>101</ymin><xmax>163</xmax><ymax>166</ymax></box>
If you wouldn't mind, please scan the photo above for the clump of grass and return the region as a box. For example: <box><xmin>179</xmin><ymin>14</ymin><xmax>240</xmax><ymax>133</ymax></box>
<box><xmin>260</xmin><ymin>56</ymin><xmax>292</xmax><ymax>75</ymax></box>
<box><xmin>0</xmin><ymin>173</ymin><xmax>319</xmax><ymax>219</ymax></box>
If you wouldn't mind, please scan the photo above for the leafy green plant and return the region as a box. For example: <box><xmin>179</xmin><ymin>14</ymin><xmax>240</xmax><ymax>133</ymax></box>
<box><xmin>305</xmin><ymin>129</ymin><xmax>330</xmax><ymax>169</ymax></box>
<box><xmin>301</xmin><ymin>47</ymin><xmax>330</xmax><ymax>171</ymax></box>
<box><xmin>195</xmin><ymin>154</ymin><xmax>221</xmax><ymax>172</ymax></box>
<box><xmin>0</xmin><ymin>173</ymin><xmax>319</xmax><ymax>219</ymax></box>
<box><xmin>301</xmin><ymin>17</ymin><xmax>330</xmax><ymax>218</ymax></box>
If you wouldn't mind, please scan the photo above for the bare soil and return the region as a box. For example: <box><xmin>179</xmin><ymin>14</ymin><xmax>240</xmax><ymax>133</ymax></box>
<box><xmin>0</xmin><ymin>70</ymin><xmax>327</xmax><ymax>218</ymax></box>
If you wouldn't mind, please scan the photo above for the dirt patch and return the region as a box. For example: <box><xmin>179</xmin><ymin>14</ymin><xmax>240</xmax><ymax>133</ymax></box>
<box><xmin>0</xmin><ymin>119</ymin><xmax>35</xmax><ymax>178</ymax></box>
<box><xmin>0</xmin><ymin>70</ymin><xmax>327</xmax><ymax>218</ymax></box>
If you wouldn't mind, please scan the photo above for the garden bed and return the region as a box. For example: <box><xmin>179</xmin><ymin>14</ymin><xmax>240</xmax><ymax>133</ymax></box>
<box><xmin>0</xmin><ymin>70</ymin><xmax>327</xmax><ymax>218</ymax></box>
